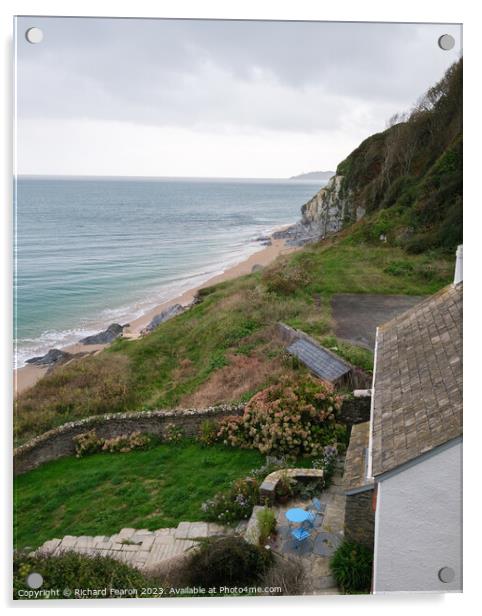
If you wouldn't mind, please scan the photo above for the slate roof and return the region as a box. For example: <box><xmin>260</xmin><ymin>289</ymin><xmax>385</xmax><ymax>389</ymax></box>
<box><xmin>371</xmin><ymin>283</ymin><xmax>462</xmax><ymax>477</ymax></box>
<box><xmin>287</xmin><ymin>338</ymin><xmax>352</xmax><ymax>384</ymax></box>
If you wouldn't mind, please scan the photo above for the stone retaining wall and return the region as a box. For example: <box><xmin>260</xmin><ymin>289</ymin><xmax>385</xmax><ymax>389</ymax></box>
<box><xmin>259</xmin><ymin>468</ymin><xmax>324</xmax><ymax>505</ymax></box>
<box><xmin>344</xmin><ymin>489</ymin><xmax>375</xmax><ymax>549</ymax></box>
<box><xmin>339</xmin><ymin>394</ymin><xmax>372</xmax><ymax>425</ymax></box>
<box><xmin>14</xmin><ymin>405</ymin><xmax>244</xmax><ymax>476</ymax></box>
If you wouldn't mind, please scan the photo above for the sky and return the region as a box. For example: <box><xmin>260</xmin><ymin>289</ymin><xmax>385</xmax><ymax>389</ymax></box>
<box><xmin>15</xmin><ymin>17</ymin><xmax>461</xmax><ymax>178</ymax></box>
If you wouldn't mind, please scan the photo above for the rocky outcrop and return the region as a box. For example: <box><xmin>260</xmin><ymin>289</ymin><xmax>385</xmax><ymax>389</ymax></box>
<box><xmin>254</xmin><ymin>235</ymin><xmax>272</xmax><ymax>247</ymax></box>
<box><xmin>300</xmin><ymin>175</ymin><xmax>351</xmax><ymax>234</ymax></box>
<box><xmin>272</xmin><ymin>222</ymin><xmax>321</xmax><ymax>246</ymax></box>
<box><xmin>251</xmin><ymin>264</ymin><xmax>264</xmax><ymax>273</ymax></box>
<box><xmin>273</xmin><ymin>175</ymin><xmax>360</xmax><ymax>246</ymax></box>
<box><xmin>26</xmin><ymin>348</ymin><xmax>73</xmax><ymax>367</ymax></box>
<box><xmin>80</xmin><ymin>323</ymin><xmax>125</xmax><ymax>345</ymax></box>
<box><xmin>141</xmin><ymin>304</ymin><xmax>185</xmax><ymax>335</ymax></box>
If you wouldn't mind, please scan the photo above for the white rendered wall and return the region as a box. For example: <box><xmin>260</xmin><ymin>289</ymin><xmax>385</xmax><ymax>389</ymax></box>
<box><xmin>373</xmin><ymin>440</ymin><xmax>462</xmax><ymax>593</ymax></box>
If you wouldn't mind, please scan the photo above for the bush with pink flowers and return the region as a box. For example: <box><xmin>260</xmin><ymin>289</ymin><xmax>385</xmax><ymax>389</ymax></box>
<box><xmin>217</xmin><ymin>376</ymin><xmax>345</xmax><ymax>457</ymax></box>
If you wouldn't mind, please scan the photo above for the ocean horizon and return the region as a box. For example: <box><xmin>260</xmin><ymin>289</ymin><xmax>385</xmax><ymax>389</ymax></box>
<box><xmin>14</xmin><ymin>175</ymin><xmax>324</xmax><ymax>368</ymax></box>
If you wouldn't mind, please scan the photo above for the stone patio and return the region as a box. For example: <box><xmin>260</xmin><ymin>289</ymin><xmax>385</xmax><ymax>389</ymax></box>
<box><xmin>266</xmin><ymin>463</ymin><xmax>346</xmax><ymax>594</ymax></box>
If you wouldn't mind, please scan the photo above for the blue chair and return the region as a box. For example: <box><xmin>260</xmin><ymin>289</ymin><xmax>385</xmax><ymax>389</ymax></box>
<box><xmin>305</xmin><ymin>498</ymin><xmax>324</xmax><ymax>527</ymax></box>
<box><xmin>291</xmin><ymin>527</ymin><xmax>311</xmax><ymax>549</ymax></box>
<box><xmin>312</xmin><ymin>497</ymin><xmax>323</xmax><ymax>513</ymax></box>
<box><xmin>303</xmin><ymin>511</ymin><xmax>316</xmax><ymax>528</ymax></box>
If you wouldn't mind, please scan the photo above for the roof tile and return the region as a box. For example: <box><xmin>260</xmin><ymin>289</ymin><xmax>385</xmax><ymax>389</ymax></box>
<box><xmin>371</xmin><ymin>283</ymin><xmax>462</xmax><ymax>476</ymax></box>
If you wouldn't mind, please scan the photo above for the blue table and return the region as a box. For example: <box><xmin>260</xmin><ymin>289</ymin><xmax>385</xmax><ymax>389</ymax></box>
<box><xmin>285</xmin><ymin>508</ymin><xmax>310</xmax><ymax>524</ymax></box>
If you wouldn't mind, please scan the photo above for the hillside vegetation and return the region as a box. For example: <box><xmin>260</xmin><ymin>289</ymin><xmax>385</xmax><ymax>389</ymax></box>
<box><xmin>337</xmin><ymin>59</ymin><xmax>462</xmax><ymax>253</ymax></box>
<box><xmin>14</xmin><ymin>61</ymin><xmax>461</xmax><ymax>444</ymax></box>
<box><xmin>15</xmin><ymin>242</ymin><xmax>453</xmax><ymax>443</ymax></box>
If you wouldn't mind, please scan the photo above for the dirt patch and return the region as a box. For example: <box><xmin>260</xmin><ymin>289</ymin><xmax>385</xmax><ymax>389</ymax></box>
<box><xmin>170</xmin><ymin>358</ymin><xmax>196</xmax><ymax>382</ymax></box>
<box><xmin>179</xmin><ymin>351</ymin><xmax>285</xmax><ymax>408</ymax></box>
<box><xmin>142</xmin><ymin>478</ymin><xmax>163</xmax><ymax>496</ymax></box>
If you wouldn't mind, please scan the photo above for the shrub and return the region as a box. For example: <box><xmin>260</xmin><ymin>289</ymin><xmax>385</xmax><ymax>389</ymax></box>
<box><xmin>73</xmin><ymin>429</ymin><xmax>102</xmax><ymax>457</ymax></box>
<box><xmin>260</xmin><ymin>553</ymin><xmax>304</xmax><ymax>595</ymax></box>
<box><xmin>262</xmin><ymin>263</ymin><xmax>310</xmax><ymax>295</ymax></box>
<box><xmin>383</xmin><ymin>260</ymin><xmax>414</xmax><ymax>277</ymax></box>
<box><xmin>330</xmin><ymin>541</ymin><xmax>373</xmax><ymax>594</ymax></box>
<box><xmin>312</xmin><ymin>444</ymin><xmax>338</xmax><ymax>487</ymax></box>
<box><xmin>197</xmin><ymin>419</ymin><xmax>219</xmax><ymax>447</ymax></box>
<box><xmin>256</xmin><ymin>507</ymin><xmax>277</xmax><ymax>545</ymax></box>
<box><xmin>184</xmin><ymin>536</ymin><xmax>273</xmax><ymax>589</ymax></box>
<box><xmin>201</xmin><ymin>476</ymin><xmax>259</xmax><ymax>523</ymax></box>
<box><xmin>73</xmin><ymin>429</ymin><xmax>152</xmax><ymax>457</ymax></box>
<box><xmin>101</xmin><ymin>431</ymin><xmax>151</xmax><ymax>453</ymax></box>
<box><xmin>13</xmin><ymin>551</ymin><xmax>152</xmax><ymax>600</ymax></box>
<box><xmin>291</xmin><ymin>478</ymin><xmax>324</xmax><ymax>500</ymax></box>
<box><xmin>275</xmin><ymin>470</ymin><xmax>297</xmax><ymax>500</ymax></box>
<box><xmin>248</xmin><ymin>456</ymin><xmax>292</xmax><ymax>482</ymax></box>
<box><xmin>163</xmin><ymin>423</ymin><xmax>185</xmax><ymax>443</ymax></box>
<box><xmin>217</xmin><ymin>376</ymin><xmax>344</xmax><ymax>456</ymax></box>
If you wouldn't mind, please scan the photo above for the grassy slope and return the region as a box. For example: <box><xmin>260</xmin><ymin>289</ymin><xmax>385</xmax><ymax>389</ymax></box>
<box><xmin>15</xmin><ymin>239</ymin><xmax>453</xmax><ymax>443</ymax></box>
<box><xmin>14</xmin><ymin>441</ymin><xmax>264</xmax><ymax>549</ymax></box>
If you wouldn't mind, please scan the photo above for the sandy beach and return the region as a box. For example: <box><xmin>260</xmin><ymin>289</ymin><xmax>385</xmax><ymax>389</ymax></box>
<box><xmin>15</xmin><ymin>235</ymin><xmax>296</xmax><ymax>397</ymax></box>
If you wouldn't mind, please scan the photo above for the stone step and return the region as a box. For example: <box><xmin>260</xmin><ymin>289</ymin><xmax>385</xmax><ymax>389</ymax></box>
<box><xmin>34</xmin><ymin>522</ymin><xmax>230</xmax><ymax>572</ymax></box>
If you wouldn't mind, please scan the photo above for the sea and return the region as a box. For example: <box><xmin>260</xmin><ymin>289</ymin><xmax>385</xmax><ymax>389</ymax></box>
<box><xmin>14</xmin><ymin>176</ymin><xmax>324</xmax><ymax>368</ymax></box>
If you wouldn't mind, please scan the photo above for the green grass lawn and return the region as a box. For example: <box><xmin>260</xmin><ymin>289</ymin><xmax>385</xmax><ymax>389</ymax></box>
<box><xmin>15</xmin><ymin>240</ymin><xmax>453</xmax><ymax>443</ymax></box>
<box><xmin>14</xmin><ymin>442</ymin><xmax>264</xmax><ymax>550</ymax></box>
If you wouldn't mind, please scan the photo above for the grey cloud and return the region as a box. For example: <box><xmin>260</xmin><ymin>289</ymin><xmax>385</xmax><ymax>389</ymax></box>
<box><xmin>16</xmin><ymin>17</ymin><xmax>461</xmax><ymax>133</ymax></box>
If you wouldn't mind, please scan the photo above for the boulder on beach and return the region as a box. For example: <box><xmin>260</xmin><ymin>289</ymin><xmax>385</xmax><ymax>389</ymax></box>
<box><xmin>80</xmin><ymin>323</ymin><xmax>125</xmax><ymax>345</ymax></box>
<box><xmin>254</xmin><ymin>235</ymin><xmax>272</xmax><ymax>247</ymax></box>
<box><xmin>141</xmin><ymin>304</ymin><xmax>185</xmax><ymax>335</ymax></box>
<box><xmin>26</xmin><ymin>348</ymin><xmax>73</xmax><ymax>367</ymax></box>
<box><xmin>251</xmin><ymin>264</ymin><xmax>264</xmax><ymax>273</ymax></box>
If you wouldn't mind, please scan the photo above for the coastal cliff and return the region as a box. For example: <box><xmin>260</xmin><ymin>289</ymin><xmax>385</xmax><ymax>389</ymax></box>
<box><xmin>279</xmin><ymin>58</ymin><xmax>462</xmax><ymax>252</ymax></box>
<box><xmin>300</xmin><ymin>174</ymin><xmax>364</xmax><ymax>236</ymax></box>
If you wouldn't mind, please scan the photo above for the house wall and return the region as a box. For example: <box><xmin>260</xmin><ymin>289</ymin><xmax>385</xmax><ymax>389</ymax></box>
<box><xmin>373</xmin><ymin>440</ymin><xmax>462</xmax><ymax>593</ymax></box>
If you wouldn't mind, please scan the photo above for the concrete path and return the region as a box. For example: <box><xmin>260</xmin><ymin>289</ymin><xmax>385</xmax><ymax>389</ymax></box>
<box><xmin>35</xmin><ymin>521</ymin><xmax>231</xmax><ymax>572</ymax></box>
<box><xmin>332</xmin><ymin>294</ymin><xmax>425</xmax><ymax>350</ymax></box>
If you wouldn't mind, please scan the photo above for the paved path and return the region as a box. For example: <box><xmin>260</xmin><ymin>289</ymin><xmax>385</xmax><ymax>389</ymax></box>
<box><xmin>35</xmin><ymin>522</ymin><xmax>231</xmax><ymax>572</ymax></box>
<box><xmin>332</xmin><ymin>294</ymin><xmax>425</xmax><ymax>350</ymax></box>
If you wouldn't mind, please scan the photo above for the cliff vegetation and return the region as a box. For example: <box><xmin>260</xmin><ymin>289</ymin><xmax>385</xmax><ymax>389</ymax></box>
<box><xmin>302</xmin><ymin>59</ymin><xmax>462</xmax><ymax>254</ymax></box>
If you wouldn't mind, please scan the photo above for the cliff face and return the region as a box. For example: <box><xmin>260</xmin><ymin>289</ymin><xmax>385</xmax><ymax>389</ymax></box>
<box><xmin>300</xmin><ymin>174</ymin><xmax>364</xmax><ymax>236</ymax></box>
<box><xmin>289</xmin><ymin>59</ymin><xmax>462</xmax><ymax>253</ymax></box>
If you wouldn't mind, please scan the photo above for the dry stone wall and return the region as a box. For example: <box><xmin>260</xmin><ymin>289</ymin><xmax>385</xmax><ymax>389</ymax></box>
<box><xmin>14</xmin><ymin>405</ymin><xmax>244</xmax><ymax>476</ymax></box>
